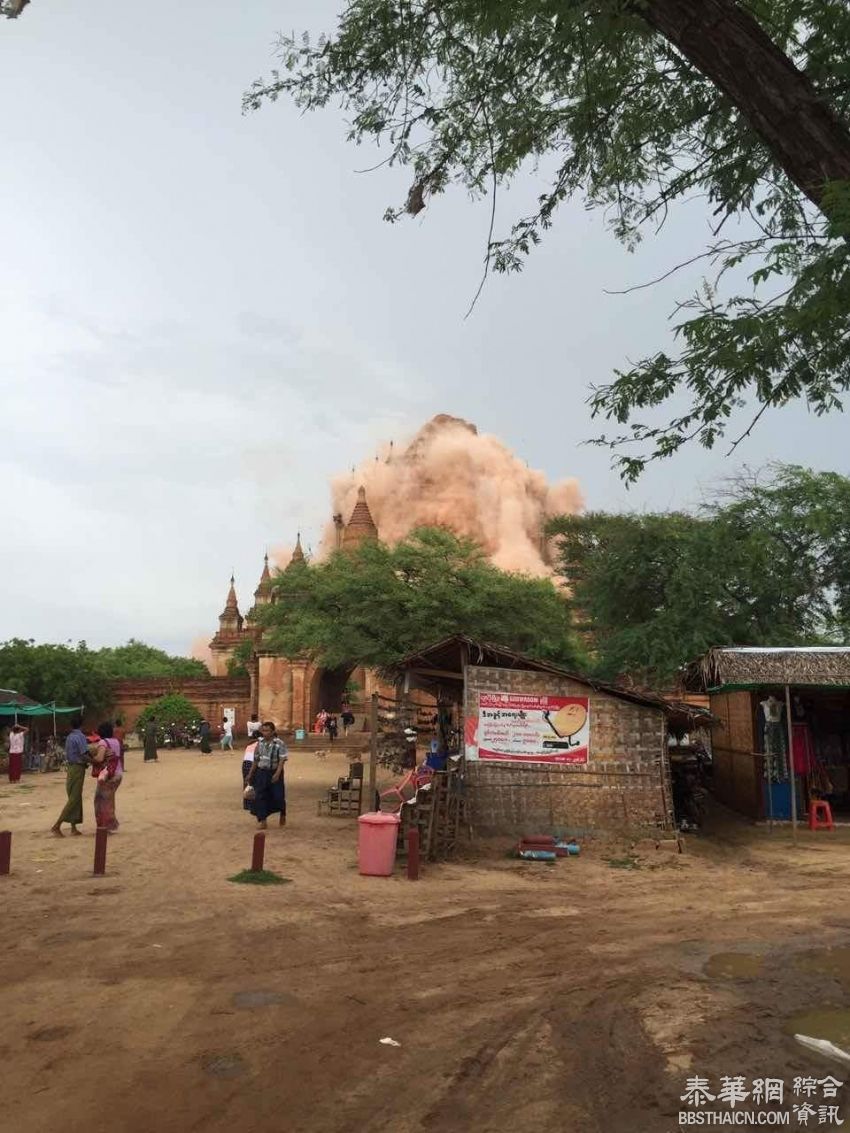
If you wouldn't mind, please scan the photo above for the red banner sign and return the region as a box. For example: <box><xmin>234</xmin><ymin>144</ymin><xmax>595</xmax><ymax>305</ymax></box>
<box><xmin>476</xmin><ymin>693</ymin><xmax>590</xmax><ymax>765</ymax></box>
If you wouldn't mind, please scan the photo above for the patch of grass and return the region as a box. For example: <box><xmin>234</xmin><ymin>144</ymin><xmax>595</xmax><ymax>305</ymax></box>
<box><xmin>606</xmin><ymin>856</ymin><xmax>641</xmax><ymax>870</ymax></box>
<box><xmin>227</xmin><ymin>869</ymin><xmax>291</xmax><ymax>886</ymax></box>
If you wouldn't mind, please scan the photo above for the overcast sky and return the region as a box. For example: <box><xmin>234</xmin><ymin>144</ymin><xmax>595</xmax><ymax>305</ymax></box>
<box><xmin>2</xmin><ymin>1</ymin><xmax>846</xmax><ymax>657</ymax></box>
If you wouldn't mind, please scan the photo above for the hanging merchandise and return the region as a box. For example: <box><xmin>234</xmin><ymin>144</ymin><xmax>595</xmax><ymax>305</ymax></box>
<box><xmin>759</xmin><ymin>694</ymin><xmax>788</xmax><ymax>782</ymax></box>
<box><xmin>791</xmin><ymin>721</ymin><xmax>815</xmax><ymax>775</ymax></box>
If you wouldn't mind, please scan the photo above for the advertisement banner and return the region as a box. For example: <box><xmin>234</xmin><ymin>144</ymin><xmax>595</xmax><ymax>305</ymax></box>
<box><xmin>477</xmin><ymin>692</ymin><xmax>590</xmax><ymax>765</ymax></box>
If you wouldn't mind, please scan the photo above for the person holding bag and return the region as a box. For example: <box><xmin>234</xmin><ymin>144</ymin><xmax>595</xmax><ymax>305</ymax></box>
<box><xmin>91</xmin><ymin>721</ymin><xmax>123</xmax><ymax>832</ymax></box>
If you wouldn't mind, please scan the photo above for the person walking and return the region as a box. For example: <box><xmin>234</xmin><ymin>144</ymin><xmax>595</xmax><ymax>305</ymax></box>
<box><xmin>341</xmin><ymin>706</ymin><xmax>355</xmax><ymax>737</ymax></box>
<box><xmin>326</xmin><ymin>714</ymin><xmax>338</xmax><ymax>744</ymax></box>
<box><xmin>143</xmin><ymin>716</ymin><xmax>159</xmax><ymax>763</ymax></box>
<box><xmin>220</xmin><ymin>716</ymin><xmax>234</xmax><ymax>752</ymax></box>
<box><xmin>246</xmin><ymin>714</ymin><xmax>261</xmax><ymax>741</ymax></box>
<box><xmin>8</xmin><ymin>723</ymin><xmax>28</xmax><ymax>783</ymax></box>
<box><xmin>113</xmin><ymin>717</ymin><xmax>126</xmax><ymax>761</ymax></box>
<box><xmin>245</xmin><ymin>722</ymin><xmax>287</xmax><ymax>829</ymax></box>
<box><xmin>91</xmin><ymin>722</ymin><xmax>123</xmax><ymax>832</ymax></box>
<box><xmin>50</xmin><ymin>715</ymin><xmax>89</xmax><ymax>837</ymax></box>
<box><xmin>241</xmin><ymin>737</ymin><xmax>258</xmax><ymax>812</ymax></box>
<box><xmin>199</xmin><ymin>718</ymin><xmax>212</xmax><ymax>754</ymax></box>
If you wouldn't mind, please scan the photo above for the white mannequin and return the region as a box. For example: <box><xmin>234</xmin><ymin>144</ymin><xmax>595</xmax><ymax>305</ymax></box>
<box><xmin>761</xmin><ymin>695</ymin><xmax>783</xmax><ymax>723</ymax></box>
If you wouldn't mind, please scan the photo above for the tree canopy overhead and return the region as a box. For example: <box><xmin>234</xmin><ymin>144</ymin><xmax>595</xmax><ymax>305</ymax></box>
<box><xmin>246</xmin><ymin>1</ymin><xmax>850</xmax><ymax>478</ymax></box>
<box><xmin>258</xmin><ymin>526</ymin><xmax>583</xmax><ymax>670</ymax></box>
<box><xmin>549</xmin><ymin>463</ymin><xmax>850</xmax><ymax>684</ymax></box>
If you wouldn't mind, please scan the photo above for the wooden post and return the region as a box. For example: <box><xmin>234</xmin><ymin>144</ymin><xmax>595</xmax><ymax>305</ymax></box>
<box><xmin>0</xmin><ymin>831</ymin><xmax>11</xmax><ymax>876</ymax></box>
<box><xmin>93</xmin><ymin>828</ymin><xmax>108</xmax><ymax>876</ymax></box>
<box><xmin>367</xmin><ymin>692</ymin><xmax>378</xmax><ymax>814</ymax></box>
<box><xmin>407</xmin><ymin>827</ymin><xmax>420</xmax><ymax>881</ymax></box>
<box><xmin>251</xmin><ymin>832</ymin><xmax>266</xmax><ymax>872</ymax></box>
<box><xmin>785</xmin><ymin>684</ymin><xmax>798</xmax><ymax>844</ymax></box>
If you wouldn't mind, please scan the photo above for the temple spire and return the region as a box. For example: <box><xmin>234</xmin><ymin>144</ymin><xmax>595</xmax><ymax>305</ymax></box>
<box><xmin>225</xmin><ymin>574</ymin><xmax>238</xmax><ymax>610</ymax></box>
<box><xmin>342</xmin><ymin>486</ymin><xmax>378</xmax><ymax>550</ymax></box>
<box><xmin>288</xmin><ymin>531</ymin><xmax>306</xmax><ymax>567</ymax></box>
<box><xmin>217</xmin><ymin>574</ymin><xmax>243</xmax><ymax>635</ymax></box>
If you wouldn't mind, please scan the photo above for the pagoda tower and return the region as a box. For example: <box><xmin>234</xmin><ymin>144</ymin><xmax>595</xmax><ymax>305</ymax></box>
<box><xmin>246</xmin><ymin>554</ymin><xmax>274</xmax><ymax>628</ymax></box>
<box><xmin>209</xmin><ymin>575</ymin><xmax>245</xmax><ymax>676</ymax></box>
<box><xmin>342</xmin><ymin>486</ymin><xmax>378</xmax><ymax>550</ymax></box>
<box><xmin>286</xmin><ymin>532</ymin><xmax>306</xmax><ymax>569</ymax></box>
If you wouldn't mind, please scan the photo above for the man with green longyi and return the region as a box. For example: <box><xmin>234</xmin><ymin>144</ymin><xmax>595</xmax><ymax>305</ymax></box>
<box><xmin>50</xmin><ymin>715</ymin><xmax>89</xmax><ymax>837</ymax></box>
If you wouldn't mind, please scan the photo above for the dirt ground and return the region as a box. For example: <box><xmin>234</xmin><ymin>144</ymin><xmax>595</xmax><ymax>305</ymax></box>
<box><xmin>3</xmin><ymin>746</ymin><xmax>850</xmax><ymax>1133</ymax></box>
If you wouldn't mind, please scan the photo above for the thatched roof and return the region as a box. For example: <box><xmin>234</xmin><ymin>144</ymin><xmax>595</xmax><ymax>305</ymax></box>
<box><xmin>683</xmin><ymin>647</ymin><xmax>850</xmax><ymax>692</ymax></box>
<box><xmin>388</xmin><ymin>635</ymin><xmax>683</xmax><ymax>714</ymax></box>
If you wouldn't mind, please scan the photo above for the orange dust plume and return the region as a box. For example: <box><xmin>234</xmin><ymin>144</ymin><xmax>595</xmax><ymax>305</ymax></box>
<box><xmin>322</xmin><ymin>414</ymin><xmax>583</xmax><ymax>576</ymax></box>
<box><xmin>189</xmin><ymin>637</ymin><xmax>213</xmax><ymax>668</ymax></box>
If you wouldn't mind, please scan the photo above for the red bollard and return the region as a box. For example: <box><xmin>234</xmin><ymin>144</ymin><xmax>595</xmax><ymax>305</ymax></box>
<box><xmin>93</xmin><ymin>828</ymin><xmax>108</xmax><ymax>876</ymax></box>
<box><xmin>251</xmin><ymin>832</ymin><xmax>266</xmax><ymax>872</ymax></box>
<box><xmin>0</xmin><ymin>831</ymin><xmax>11</xmax><ymax>876</ymax></box>
<box><xmin>407</xmin><ymin>827</ymin><xmax>420</xmax><ymax>881</ymax></box>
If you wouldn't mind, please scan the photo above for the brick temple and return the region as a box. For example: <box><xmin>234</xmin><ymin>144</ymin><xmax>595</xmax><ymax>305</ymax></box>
<box><xmin>208</xmin><ymin>485</ymin><xmax>392</xmax><ymax>730</ymax></box>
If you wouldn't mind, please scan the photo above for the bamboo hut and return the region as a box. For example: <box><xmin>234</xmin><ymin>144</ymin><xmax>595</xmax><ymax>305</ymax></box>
<box><xmin>386</xmin><ymin>636</ymin><xmax>711</xmax><ymax>837</ymax></box>
<box><xmin>683</xmin><ymin>647</ymin><xmax>850</xmax><ymax>825</ymax></box>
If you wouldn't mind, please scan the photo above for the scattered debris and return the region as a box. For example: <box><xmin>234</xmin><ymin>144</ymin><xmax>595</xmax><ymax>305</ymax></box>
<box><xmin>515</xmin><ymin>835</ymin><xmax>581</xmax><ymax>862</ymax></box>
<box><xmin>794</xmin><ymin>1034</ymin><xmax>850</xmax><ymax>1065</ymax></box>
<box><xmin>379</xmin><ymin>1037</ymin><xmax>401</xmax><ymax>1047</ymax></box>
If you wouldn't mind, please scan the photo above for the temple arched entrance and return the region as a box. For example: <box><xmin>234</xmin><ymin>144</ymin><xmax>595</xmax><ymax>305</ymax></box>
<box><xmin>310</xmin><ymin>665</ymin><xmax>354</xmax><ymax>719</ymax></box>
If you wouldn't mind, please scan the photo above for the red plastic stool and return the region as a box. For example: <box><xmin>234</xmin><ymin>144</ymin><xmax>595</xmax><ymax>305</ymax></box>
<box><xmin>809</xmin><ymin>800</ymin><xmax>834</xmax><ymax>831</ymax></box>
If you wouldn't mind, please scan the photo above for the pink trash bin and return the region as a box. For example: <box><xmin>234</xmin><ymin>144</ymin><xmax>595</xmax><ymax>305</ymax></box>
<box><xmin>357</xmin><ymin>812</ymin><xmax>400</xmax><ymax>876</ymax></box>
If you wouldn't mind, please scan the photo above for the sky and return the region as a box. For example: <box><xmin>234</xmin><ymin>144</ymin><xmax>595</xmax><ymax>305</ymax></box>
<box><xmin>1</xmin><ymin>0</ymin><xmax>846</xmax><ymax>656</ymax></box>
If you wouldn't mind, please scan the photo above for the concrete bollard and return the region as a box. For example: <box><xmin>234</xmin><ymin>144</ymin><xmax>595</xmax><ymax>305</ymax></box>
<box><xmin>93</xmin><ymin>828</ymin><xmax>108</xmax><ymax>876</ymax></box>
<box><xmin>0</xmin><ymin>830</ymin><xmax>11</xmax><ymax>876</ymax></box>
<box><xmin>251</xmin><ymin>832</ymin><xmax>266</xmax><ymax>872</ymax></box>
<box><xmin>406</xmin><ymin>827</ymin><xmax>420</xmax><ymax>881</ymax></box>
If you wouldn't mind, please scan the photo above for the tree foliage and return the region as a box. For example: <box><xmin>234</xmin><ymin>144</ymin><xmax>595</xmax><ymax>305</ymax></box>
<box><xmin>94</xmin><ymin>639</ymin><xmax>208</xmax><ymax>680</ymax></box>
<box><xmin>0</xmin><ymin>638</ymin><xmax>209</xmax><ymax>714</ymax></box>
<box><xmin>259</xmin><ymin>526</ymin><xmax>582</xmax><ymax>669</ymax></box>
<box><xmin>135</xmin><ymin>694</ymin><xmax>202</xmax><ymax>739</ymax></box>
<box><xmin>549</xmin><ymin>464</ymin><xmax>850</xmax><ymax>684</ymax></box>
<box><xmin>246</xmin><ymin>1</ymin><xmax>850</xmax><ymax>478</ymax></box>
<box><xmin>227</xmin><ymin>639</ymin><xmax>254</xmax><ymax>679</ymax></box>
<box><xmin>0</xmin><ymin>640</ymin><xmax>111</xmax><ymax>712</ymax></box>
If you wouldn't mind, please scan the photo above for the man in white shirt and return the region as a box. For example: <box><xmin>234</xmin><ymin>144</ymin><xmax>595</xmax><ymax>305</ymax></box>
<box><xmin>220</xmin><ymin>716</ymin><xmax>234</xmax><ymax>751</ymax></box>
<box><xmin>246</xmin><ymin>715</ymin><xmax>261</xmax><ymax>740</ymax></box>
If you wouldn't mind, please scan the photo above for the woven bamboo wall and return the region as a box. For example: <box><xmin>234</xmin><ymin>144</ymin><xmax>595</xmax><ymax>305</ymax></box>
<box><xmin>464</xmin><ymin>667</ymin><xmax>672</xmax><ymax>836</ymax></box>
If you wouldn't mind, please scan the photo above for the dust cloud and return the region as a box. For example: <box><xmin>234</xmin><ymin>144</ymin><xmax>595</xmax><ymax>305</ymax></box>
<box><xmin>190</xmin><ymin>637</ymin><xmax>213</xmax><ymax>667</ymax></box>
<box><xmin>321</xmin><ymin>414</ymin><xmax>583</xmax><ymax>576</ymax></box>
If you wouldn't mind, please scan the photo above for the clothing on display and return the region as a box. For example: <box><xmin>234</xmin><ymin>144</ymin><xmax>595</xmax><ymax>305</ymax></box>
<box><xmin>759</xmin><ymin>696</ymin><xmax>788</xmax><ymax>782</ymax></box>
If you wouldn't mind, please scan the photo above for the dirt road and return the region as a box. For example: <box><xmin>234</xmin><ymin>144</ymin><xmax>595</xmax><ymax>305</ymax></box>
<box><xmin>2</xmin><ymin>747</ymin><xmax>850</xmax><ymax>1133</ymax></box>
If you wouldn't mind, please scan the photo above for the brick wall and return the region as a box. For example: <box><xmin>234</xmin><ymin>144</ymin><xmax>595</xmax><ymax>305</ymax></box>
<box><xmin>103</xmin><ymin>677</ymin><xmax>252</xmax><ymax>734</ymax></box>
<box><xmin>464</xmin><ymin>666</ymin><xmax>672</xmax><ymax>837</ymax></box>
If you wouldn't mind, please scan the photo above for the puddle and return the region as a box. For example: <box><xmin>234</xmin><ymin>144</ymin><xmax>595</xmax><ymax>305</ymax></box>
<box><xmin>30</xmin><ymin>1025</ymin><xmax>76</xmax><ymax>1043</ymax></box>
<box><xmin>705</xmin><ymin>953</ymin><xmax>765</xmax><ymax>979</ymax></box>
<box><xmin>232</xmin><ymin>990</ymin><xmax>298</xmax><ymax>1009</ymax></box>
<box><xmin>202</xmin><ymin>1053</ymin><xmax>247</xmax><ymax>1079</ymax></box>
<box><xmin>796</xmin><ymin>948</ymin><xmax>850</xmax><ymax>991</ymax></box>
<box><xmin>785</xmin><ymin>1008</ymin><xmax>850</xmax><ymax>1050</ymax></box>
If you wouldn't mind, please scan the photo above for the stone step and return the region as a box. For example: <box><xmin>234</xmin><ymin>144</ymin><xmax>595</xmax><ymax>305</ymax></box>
<box><xmin>284</xmin><ymin>733</ymin><xmax>370</xmax><ymax>752</ymax></box>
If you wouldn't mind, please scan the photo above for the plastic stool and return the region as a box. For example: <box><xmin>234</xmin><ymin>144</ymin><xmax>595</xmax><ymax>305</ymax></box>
<box><xmin>809</xmin><ymin>800</ymin><xmax>834</xmax><ymax>831</ymax></box>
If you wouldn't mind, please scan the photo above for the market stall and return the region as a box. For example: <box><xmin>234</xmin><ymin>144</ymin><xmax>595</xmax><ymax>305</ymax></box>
<box><xmin>388</xmin><ymin>636</ymin><xmax>692</xmax><ymax>838</ymax></box>
<box><xmin>683</xmin><ymin>647</ymin><xmax>850</xmax><ymax>828</ymax></box>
